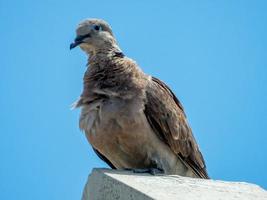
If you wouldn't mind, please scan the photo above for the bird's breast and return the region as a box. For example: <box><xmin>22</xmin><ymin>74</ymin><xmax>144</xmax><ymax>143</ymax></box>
<box><xmin>79</xmin><ymin>97</ymin><xmax>159</xmax><ymax>168</ymax></box>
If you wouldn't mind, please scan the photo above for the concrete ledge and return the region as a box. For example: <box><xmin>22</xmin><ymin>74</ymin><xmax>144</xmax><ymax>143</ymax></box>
<box><xmin>82</xmin><ymin>168</ymin><xmax>267</xmax><ymax>200</ymax></box>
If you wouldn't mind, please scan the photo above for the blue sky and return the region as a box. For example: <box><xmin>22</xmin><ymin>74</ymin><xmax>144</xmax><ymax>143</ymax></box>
<box><xmin>1</xmin><ymin>0</ymin><xmax>266</xmax><ymax>199</ymax></box>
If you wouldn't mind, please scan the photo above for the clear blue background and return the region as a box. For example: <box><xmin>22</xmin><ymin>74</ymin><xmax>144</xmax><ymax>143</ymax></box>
<box><xmin>1</xmin><ymin>0</ymin><xmax>266</xmax><ymax>199</ymax></box>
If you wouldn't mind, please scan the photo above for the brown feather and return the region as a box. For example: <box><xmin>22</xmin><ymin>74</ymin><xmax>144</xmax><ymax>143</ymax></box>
<box><xmin>72</xmin><ymin>18</ymin><xmax>209</xmax><ymax>179</ymax></box>
<box><xmin>144</xmin><ymin>77</ymin><xmax>209</xmax><ymax>179</ymax></box>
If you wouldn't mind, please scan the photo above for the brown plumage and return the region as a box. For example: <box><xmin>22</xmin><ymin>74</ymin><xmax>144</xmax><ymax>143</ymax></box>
<box><xmin>70</xmin><ymin>18</ymin><xmax>209</xmax><ymax>179</ymax></box>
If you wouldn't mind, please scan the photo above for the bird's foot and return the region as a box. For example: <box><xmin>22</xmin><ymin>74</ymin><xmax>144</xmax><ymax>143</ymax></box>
<box><xmin>124</xmin><ymin>168</ymin><xmax>164</xmax><ymax>175</ymax></box>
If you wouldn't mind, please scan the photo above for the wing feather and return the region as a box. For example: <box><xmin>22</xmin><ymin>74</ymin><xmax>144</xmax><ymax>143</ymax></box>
<box><xmin>93</xmin><ymin>148</ymin><xmax>116</xmax><ymax>169</ymax></box>
<box><xmin>144</xmin><ymin>77</ymin><xmax>209</xmax><ymax>178</ymax></box>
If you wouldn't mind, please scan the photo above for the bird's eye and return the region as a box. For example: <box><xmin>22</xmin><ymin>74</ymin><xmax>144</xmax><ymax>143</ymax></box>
<box><xmin>93</xmin><ymin>25</ymin><xmax>102</xmax><ymax>31</ymax></box>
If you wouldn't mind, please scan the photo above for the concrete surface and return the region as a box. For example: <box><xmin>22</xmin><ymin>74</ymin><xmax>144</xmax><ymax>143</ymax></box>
<box><xmin>82</xmin><ymin>168</ymin><xmax>267</xmax><ymax>200</ymax></box>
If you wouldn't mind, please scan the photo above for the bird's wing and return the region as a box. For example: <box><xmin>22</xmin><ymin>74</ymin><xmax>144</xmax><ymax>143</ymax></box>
<box><xmin>144</xmin><ymin>77</ymin><xmax>209</xmax><ymax>178</ymax></box>
<box><xmin>93</xmin><ymin>148</ymin><xmax>116</xmax><ymax>169</ymax></box>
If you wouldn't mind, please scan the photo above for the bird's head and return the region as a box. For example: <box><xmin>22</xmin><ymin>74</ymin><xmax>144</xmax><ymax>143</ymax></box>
<box><xmin>70</xmin><ymin>18</ymin><xmax>119</xmax><ymax>54</ymax></box>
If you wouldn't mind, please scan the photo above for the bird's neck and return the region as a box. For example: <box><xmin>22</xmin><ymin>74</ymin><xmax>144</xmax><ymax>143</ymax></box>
<box><xmin>87</xmin><ymin>46</ymin><xmax>124</xmax><ymax>68</ymax></box>
<box><xmin>80</xmin><ymin>48</ymin><xmax>147</xmax><ymax>101</ymax></box>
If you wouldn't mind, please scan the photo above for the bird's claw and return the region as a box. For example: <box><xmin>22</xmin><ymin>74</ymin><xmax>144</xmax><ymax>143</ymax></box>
<box><xmin>124</xmin><ymin>168</ymin><xmax>164</xmax><ymax>175</ymax></box>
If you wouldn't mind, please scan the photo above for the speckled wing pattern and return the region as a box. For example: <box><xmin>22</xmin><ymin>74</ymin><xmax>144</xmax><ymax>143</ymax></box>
<box><xmin>144</xmin><ymin>77</ymin><xmax>209</xmax><ymax>179</ymax></box>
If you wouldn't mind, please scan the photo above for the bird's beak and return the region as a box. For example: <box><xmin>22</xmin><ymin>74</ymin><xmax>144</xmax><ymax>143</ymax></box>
<box><xmin>70</xmin><ymin>40</ymin><xmax>82</xmax><ymax>50</ymax></box>
<box><xmin>70</xmin><ymin>33</ymin><xmax>91</xmax><ymax>50</ymax></box>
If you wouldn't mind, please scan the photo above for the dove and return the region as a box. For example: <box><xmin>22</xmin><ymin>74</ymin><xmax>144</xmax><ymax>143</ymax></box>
<box><xmin>70</xmin><ymin>18</ymin><xmax>209</xmax><ymax>178</ymax></box>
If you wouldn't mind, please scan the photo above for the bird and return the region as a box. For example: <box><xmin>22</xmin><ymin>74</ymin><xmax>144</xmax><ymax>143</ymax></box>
<box><xmin>70</xmin><ymin>18</ymin><xmax>209</xmax><ymax>179</ymax></box>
